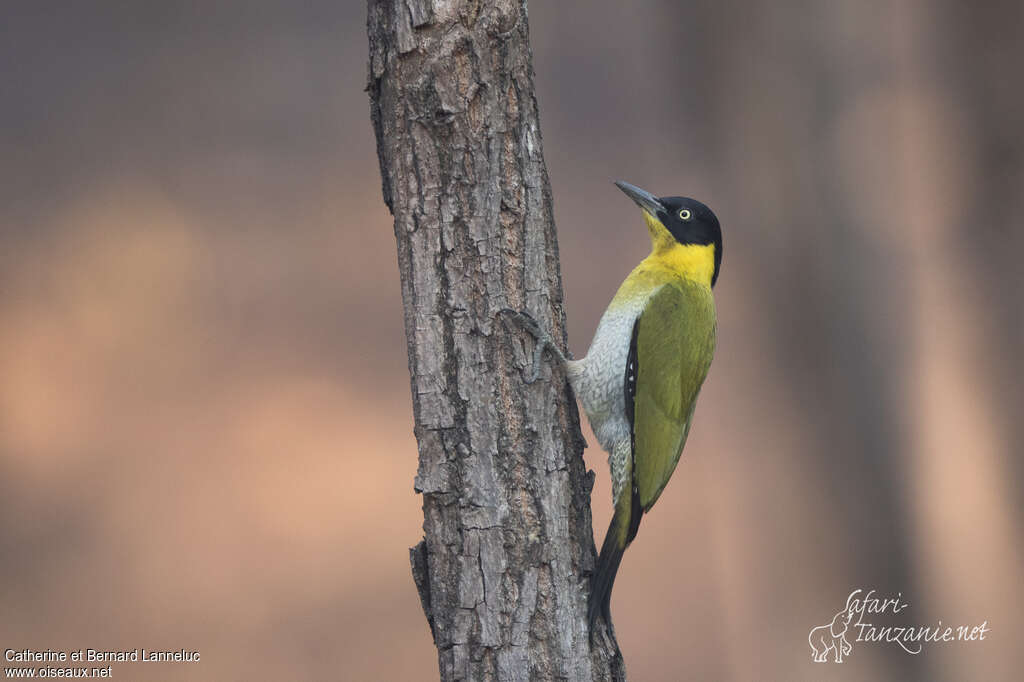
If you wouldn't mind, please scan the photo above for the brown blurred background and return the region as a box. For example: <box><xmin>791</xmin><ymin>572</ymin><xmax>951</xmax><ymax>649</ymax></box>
<box><xmin>1</xmin><ymin>1</ymin><xmax>1021</xmax><ymax>680</ymax></box>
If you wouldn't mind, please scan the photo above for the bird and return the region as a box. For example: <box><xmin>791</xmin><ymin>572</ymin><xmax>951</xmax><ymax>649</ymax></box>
<box><xmin>501</xmin><ymin>180</ymin><xmax>722</xmax><ymax>640</ymax></box>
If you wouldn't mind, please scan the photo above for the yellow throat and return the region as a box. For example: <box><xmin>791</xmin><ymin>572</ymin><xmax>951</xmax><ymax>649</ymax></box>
<box><xmin>643</xmin><ymin>210</ymin><xmax>716</xmax><ymax>287</ymax></box>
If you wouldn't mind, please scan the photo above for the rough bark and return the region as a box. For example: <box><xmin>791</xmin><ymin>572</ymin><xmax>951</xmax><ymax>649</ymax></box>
<box><xmin>367</xmin><ymin>0</ymin><xmax>626</xmax><ymax>679</ymax></box>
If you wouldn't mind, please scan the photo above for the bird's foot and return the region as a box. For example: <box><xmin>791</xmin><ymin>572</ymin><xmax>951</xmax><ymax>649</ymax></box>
<box><xmin>498</xmin><ymin>308</ymin><xmax>567</xmax><ymax>384</ymax></box>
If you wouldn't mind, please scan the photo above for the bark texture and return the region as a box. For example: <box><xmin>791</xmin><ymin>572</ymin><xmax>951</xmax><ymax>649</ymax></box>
<box><xmin>367</xmin><ymin>0</ymin><xmax>626</xmax><ymax>679</ymax></box>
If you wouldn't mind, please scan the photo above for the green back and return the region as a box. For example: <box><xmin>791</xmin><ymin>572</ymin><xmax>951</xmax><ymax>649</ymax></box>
<box><xmin>633</xmin><ymin>281</ymin><xmax>716</xmax><ymax>510</ymax></box>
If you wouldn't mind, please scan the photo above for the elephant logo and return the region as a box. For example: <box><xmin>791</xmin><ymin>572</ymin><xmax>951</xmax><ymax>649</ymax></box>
<box><xmin>808</xmin><ymin>593</ymin><xmax>856</xmax><ymax>663</ymax></box>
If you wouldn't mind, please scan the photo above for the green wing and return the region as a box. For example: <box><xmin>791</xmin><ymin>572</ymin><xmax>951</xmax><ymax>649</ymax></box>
<box><xmin>631</xmin><ymin>281</ymin><xmax>716</xmax><ymax>511</ymax></box>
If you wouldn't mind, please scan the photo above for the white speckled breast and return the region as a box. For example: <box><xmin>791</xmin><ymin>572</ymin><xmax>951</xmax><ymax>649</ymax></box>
<box><xmin>566</xmin><ymin>291</ymin><xmax>656</xmax><ymax>502</ymax></box>
<box><xmin>567</xmin><ymin>299</ymin><xmax>643</xmax><ymax>449</ymax></box>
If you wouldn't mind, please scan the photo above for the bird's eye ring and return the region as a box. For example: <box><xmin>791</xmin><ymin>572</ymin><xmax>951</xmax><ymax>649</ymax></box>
<box><xmin>678</xmin><ymin>209</ymin><xmax>692</xmax><ymax>221</ymax></box>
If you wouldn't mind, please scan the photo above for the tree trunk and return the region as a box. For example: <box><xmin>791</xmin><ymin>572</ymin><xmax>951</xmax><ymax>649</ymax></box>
<box><xmin>367</xmin><ymin>0</ymin><xmax>626</xmax><ymax>679</ymax></box>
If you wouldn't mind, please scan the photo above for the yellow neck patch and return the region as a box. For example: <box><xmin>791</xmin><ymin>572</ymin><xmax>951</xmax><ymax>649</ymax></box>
<box><xmin>642</xmin><ymin>211</ymin><xmax>716</xmax><ymax>287</ymax></box>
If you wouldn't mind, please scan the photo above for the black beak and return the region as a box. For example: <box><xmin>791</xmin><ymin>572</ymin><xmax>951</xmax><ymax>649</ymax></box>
<box><xmin>614</xmin><ymin>180</ymin><xmax>665</xmax><ymax>217</ymax></box>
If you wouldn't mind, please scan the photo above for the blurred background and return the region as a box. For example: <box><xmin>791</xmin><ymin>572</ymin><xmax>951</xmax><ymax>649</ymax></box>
<box><xmin>1</xmin><ymin>1</ymin><xmax>1021</xmax><ymax>680</ymax></box>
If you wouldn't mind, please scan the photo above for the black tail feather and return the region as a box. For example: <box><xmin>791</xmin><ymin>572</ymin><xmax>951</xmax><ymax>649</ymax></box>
<box><xmin>589</xmin><ymin>489</ymin><xmax>643</xmax><ymax>642</ymax></box>
<box><xmin>588</xmin><ymin>514</ymin><xmax>625</xmax><ymax>640</ymax></box>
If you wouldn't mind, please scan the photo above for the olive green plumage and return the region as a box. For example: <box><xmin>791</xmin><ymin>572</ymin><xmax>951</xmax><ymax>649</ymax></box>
<box><xmin>501</xmin><ymin>180</ymin><xmax>722</xmax><ymax>642</ymax></box>
<box><xmin>586</xmin><ymin>265</ymin><xmax>717</xmax><ymax>636</ymax></box>
<box><xmin>633</xmin><ymin>280</ymin><xmax>715</xmax><ymax>509</ymax></box>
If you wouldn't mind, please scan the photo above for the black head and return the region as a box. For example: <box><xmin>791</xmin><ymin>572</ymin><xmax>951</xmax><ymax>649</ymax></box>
<box><xmin>615</xmin><ymin>180</ymin><xmax>723</xmax><ymax>287</ymax></box>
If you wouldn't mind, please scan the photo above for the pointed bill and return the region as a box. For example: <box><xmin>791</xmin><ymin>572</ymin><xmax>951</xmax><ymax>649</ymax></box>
<box><xmin>614</xmin><ymin>180</ymin><xmax>665</xmax><ymax>218</ymax></box>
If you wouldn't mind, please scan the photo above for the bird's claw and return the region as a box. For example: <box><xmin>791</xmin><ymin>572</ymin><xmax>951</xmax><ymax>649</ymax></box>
<box><xmin>498</xmin><ymin>308</ymin><xmax>554</xmax><ymax>384</ymax></box>
<box><xmin>498</xmin><ymin>308</ymin><xmax>542</xmax><ymax>337</ymax></box>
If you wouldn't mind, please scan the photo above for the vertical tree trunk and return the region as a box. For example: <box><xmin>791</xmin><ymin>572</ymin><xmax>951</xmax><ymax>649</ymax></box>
<box><xmin>367</xmin><ymin>0</ymin><xmax>626</xmax><ymax>679</ymax></box>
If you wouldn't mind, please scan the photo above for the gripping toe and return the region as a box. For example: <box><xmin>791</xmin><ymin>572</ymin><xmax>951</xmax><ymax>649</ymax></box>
<box><xmin>498</xmin><ymin>308</ymin><xmax>543</xmax><ymax>337</ymax></box>
<box><xmin>498</xmin><ymin>308</ymin><xmax>563</xmax><ymax>383</ymax></box>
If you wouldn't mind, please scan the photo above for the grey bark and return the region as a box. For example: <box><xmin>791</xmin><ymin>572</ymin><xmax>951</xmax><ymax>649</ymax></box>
<box><xmin>367</xmin><ymin>0</ymin><xmax>626</xmax><ymax>680</ymax></box>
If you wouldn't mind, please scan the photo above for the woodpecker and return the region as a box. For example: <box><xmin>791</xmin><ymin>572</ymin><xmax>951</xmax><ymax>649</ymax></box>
<box><xmin>502</xmin><ymin>180</ymin><xmax>721</xmax><ymax>639</ymax></box>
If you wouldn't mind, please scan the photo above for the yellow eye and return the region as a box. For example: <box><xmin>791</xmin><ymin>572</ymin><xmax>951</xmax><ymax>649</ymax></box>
<box><xmin>678</xmin><ymin>209</ymin><xmax>692</xmax><ymax>221</ymax></box>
